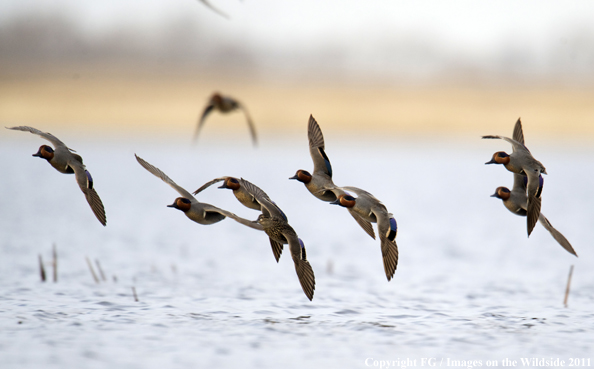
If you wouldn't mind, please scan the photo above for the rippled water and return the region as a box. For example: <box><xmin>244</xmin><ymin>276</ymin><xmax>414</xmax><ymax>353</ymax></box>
<box><xmin>1</xmin><ymin>133</ymin><xmax>593</xmax><ymax>368</ymax></box>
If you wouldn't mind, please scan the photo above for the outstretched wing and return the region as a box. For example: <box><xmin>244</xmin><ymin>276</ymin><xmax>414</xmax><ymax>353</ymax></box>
<box><xmin>192</xmin><ymin>177</ymin><xmax>227</xmax><ymax>195</ymax></box>
<box><xmin>238</xmin><ymin>178</ymin><xmax>286</xmax><ymax>220</ymax></box>
<box><xmin>69</xmin><ymin>158</ymin><xmax>106</xmax><ymax>226</ymax></box>
<box><xmin>203</xmin><ymin>204</ymin><xmax>264</xmax><ymax>231</ymax></box>
<box><xmin>481</xmin><ymin>135</ymin><xmax>529</xmax><ymax>154</ymax></box>
<box><xmin>526</xmin><ymin>197</ymin><xmax>541</xmax><ymax>237</ymax></box>
<box><xmin>288</xmin><ymin>237</ymin><xmax>315</xmax><ymax>301</ymax></box>
<box><xmin>376</xmin><ymin>213</ymin><xmax>398</xmax><ymax>281</ymax></box>
<box><xmin>339</xmin><ymin>186</ymin><xmax>380</xmax><ymax>202</ymax></box>
<box><xmin>308</xmin><ymin>115</ymin><xmax>325</xmax><ymax>150</ymax></box>
<box><xmin>526</xmin><ymin>173</ymin><xmax>543</xmax><ymax>236</ymax></box>
<box><xmin>512</xmin><ymin>118</ymin><xmax>524</xmax><ymax>145</ymax></box>
<box><xmin>348</xmin><ymin>209</ymin><xmax>376</xmax><ymax>239</ymax></box>
<box><xmin>6</xmin><ymin>126</ymin><xmax>73</xmax><ymax>151</ymax></box>
<box><xmin>268</xmin><ymin>238</ymin><xmax>284</xmax><ymax>263</ymax></box>
<box><xmin>538</xmin><ymin>214</ymin><xmax>578</xmax><ymax>257</ymax></box>
<box><xmin>238</xmin><ymin>104</ymin><xmax>258</xmax><ymax>147</ymax></box>
<box><xmin>380</xmin><ymin>236</ymin><xmax>398</xmax><ymax>281</ymax></box>
<box><xmin>135</xmin><ymin>154</ymin><xmax>194</xmax><ymax>199</ymax></box>
<box><xmin>308</xmin><ymin>115</ymin><xmax>332</xmax><ymax>178</ymax></box>
<box><xmin>194</xmin><ymin>103</ymin><xmax>216</xmax><ymax>143</ymax></box>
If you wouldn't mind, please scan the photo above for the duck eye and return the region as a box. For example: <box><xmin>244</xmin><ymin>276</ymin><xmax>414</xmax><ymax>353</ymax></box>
<box><xmin>344</xmin><ymin>195</ymin><xmax>356</xmax><ymax>201</ymax></box>
<box><xmin>180</xmin><ymin>198</ymin><xmax>191</xmax><ymax>204</ymax></box>
<box><xmin>229</xmin><ymin>178</ymin><xmax>239</xmax><ymax>184</ymax></box>
<box><xmin>43</xmin><ymin>146</ymin><xmax>54</xmax><ymax>153</ymax></box>
<box><xmin>301</xmin><ymin>170</ymin><xmax>311</xmax><ymax>177</ymax></box>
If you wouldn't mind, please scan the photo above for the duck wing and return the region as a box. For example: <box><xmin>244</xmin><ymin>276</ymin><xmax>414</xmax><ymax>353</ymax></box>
<box><xmin>135</xmin><ymin>154</ymin><xmax>194</xmax><ymax>199</ymax></box>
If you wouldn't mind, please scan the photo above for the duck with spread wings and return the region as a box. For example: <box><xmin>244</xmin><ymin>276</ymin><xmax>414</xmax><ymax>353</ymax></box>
<box><xmin>6</xmin><ymin>126</ymin><xmax>107</xmax><ymax>226</ymax></box>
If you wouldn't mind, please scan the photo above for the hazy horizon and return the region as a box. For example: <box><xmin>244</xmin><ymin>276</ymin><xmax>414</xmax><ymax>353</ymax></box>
<box><xmin>2</xmin><ymin>1</ymin><xmax>594</xmax><ymax>85</ymax></box>
<box><xmin>1</xmin><ymin>1</ymin><xmax>594</xmax><ymax>139</ymax></box>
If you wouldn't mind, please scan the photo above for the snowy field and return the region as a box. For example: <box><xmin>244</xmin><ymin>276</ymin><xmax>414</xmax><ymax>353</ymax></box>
<box><xmin>0</xmin><ymin>132</ymin><xmax>592</xmax><ymax>368</ymax></box>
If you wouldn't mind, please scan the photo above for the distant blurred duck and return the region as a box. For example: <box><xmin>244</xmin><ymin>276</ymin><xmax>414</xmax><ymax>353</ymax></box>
<box><xmin>239</xmin><ymin>178</ymin><xmax>316</xmax><ymax>301</ymax></box>
<box><xmin>330</xmin><ymin>187</ymin><xmax>399</xmax><ymax>281</ymax></box>
<box><xmin>290</xmin><ymin>115</ymin><xmax>376</xmax><ymax>240</ymax></box>
<box><xmin>491</xmin><ymin>173</ymin><xmax>577</xmax><ymax>257</ymax></box>
<box><xmin>134</xmin><ymin>154</ymin><xmax>259</xmax><ymax>229</ymax></box>
<box><xmin>194</xmin><ymin>92</ymin><xmax>257</xmax><ymax>147</ymax></box>
<box><xmin>6</xmin><ymin>126</ymin><xmax>107</xmax><ymax>226</ymax></box>
<box><xmin>483</xmin><ymin>118</ymin><xmax>546</xmax><ymax>237</ymax></box>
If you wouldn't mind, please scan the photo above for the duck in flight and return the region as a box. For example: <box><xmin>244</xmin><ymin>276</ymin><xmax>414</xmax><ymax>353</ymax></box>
<box><xmin>483</xmin><ymin>118</ymin><xmax>547</xmax><ymax>236</ymax></box>
<box><xmin>6</xmin><ymin>126</ymin><xmax>107</xmax><ymax>226</ymax></box>
<box><xmin>194</xmin><ymin>92</ymin><xmax>258</xmax><ymax>147</ymax></box>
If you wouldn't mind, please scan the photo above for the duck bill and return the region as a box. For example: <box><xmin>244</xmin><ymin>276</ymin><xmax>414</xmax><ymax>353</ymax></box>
<box><xmin>32</xmin><ymin>151</ymin><xmax>42</xmax><ymax>158</ymax></box>
<box><xmin>288</xmin><ymin>174</ymin><xmax>299</xmax><ymax>180</ymax></box>
<box><xmin>489</xmin><ymin>192</ymin><xmax>498</xmax><ymax>198</ymax></box>
<box><xmin>485</xmin><ymin>158</ymin><xmax>497</xmax><ymax>165</ymax></box>
<box><xmin>167</xmin><ymin>202</ymin><xmax>177</xmax><ymax>208</ymax></box>
<box><xmin>217</xmin><ymin>183</ymin><xmax>229</xmax><ymax>189</ymax></box>
<box><xmin>329</xmin><ymin>199</ymin><xmax>340</xmax><ymax>205</ymax></box>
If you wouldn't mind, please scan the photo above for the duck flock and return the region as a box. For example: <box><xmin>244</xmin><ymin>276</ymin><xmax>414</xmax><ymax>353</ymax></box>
<box><xmin>4</xmin><ymin>1</ymin><xmax>579</xmax><ymax>302</ymax></box>
<box><xmin>5</xmin><ymin>104</ymin><xmax>577</xmax><ymax>301</ymax></box>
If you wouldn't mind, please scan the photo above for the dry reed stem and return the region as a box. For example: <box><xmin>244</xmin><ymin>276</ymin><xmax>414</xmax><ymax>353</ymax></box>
<box><xmin>95</xmin><ymin>259</ymin><xmax>107</xmax><ymax>282</ymax></box>
<box><xmin>52</xmin><ymin>243</ymin><xmax>57</xmax><ymax>283</ymax></box>
<box><xmin>132</xmin><ymin>287</ymin><xmax>139</xmax><ymax>302</ymax></box>
<box><xmin>38</xmin><ymin>254</ymin><xmax>46</xmax><ymax>282</ymax></box>
<box><xmin>563</xmin><ymin>265</ymin><xmax>574</xmax><ymax>308</ymax></box>
<box><xmin>86</xmin><ymin>257</ymin><xmax>100</xmax><ymax>284</ymax></box>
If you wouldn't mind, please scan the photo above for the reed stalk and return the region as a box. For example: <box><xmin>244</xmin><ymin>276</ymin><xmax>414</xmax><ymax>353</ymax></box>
<box><xmin>52</xmin><ymin>243</ymin><xmax>58</xmax><ymax>283</ymax></box>
<box><xmin>563</xmin><ymin>265</ymin><xmax>574</xmax><ymax>308</ymax></box>
<box><xmin>95</xmin><ymin>259</ymin><xmax>107</xmax><ymax>282</ymax></box>
<box><xmin>86</xmin><ymin>257</ymin><xmax>100</xmax><ymax>284</ymax></box>
<box><xmin>38</xmin><ymin>254</ymin><xmax>46</xmax><ymax>282</ymax></box>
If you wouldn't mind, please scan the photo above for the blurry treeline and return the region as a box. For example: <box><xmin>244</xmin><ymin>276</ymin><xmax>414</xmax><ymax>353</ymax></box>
<box><xmin>1</xmin><ymin>11</ymin><xmax>594</xmax><ymax>86</ymax></box>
